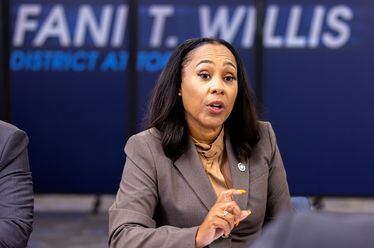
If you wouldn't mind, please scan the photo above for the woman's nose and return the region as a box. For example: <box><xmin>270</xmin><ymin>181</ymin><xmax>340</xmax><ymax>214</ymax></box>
<box><xmin>209</xmin><ymin>78</ymin><xmax>225</xmax><ymax>95</ymax></box>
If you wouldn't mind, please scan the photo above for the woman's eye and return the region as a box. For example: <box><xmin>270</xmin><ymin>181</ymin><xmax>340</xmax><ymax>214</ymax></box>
<box><xmin>198</xmin><ymin>72</ymin><xmax>211</xmax><ymax>80</ymax></box>
<box><xmin>224</xmin><ymin>75</ymin><xmax>236</xmax><ymax>82</ymax></box>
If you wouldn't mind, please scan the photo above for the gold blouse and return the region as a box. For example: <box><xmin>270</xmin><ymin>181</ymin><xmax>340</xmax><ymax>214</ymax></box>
<box><xmin>192</xmin><ymin>128</ymin><xmax>232</xmax><ymax>196</ymax></box>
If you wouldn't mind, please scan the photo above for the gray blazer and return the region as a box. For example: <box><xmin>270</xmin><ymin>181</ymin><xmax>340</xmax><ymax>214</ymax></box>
<box><xmin>109</xmin><ymin>121</ymin><xmax>291</xmax><ymax>248</ymax></box>
<box><xmin>0</xmin><ymin>121</ymin><xmax>34</xmax><ymax>248</ymax></box>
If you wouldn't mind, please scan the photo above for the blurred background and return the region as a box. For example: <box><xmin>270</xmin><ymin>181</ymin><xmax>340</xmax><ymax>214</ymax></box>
<box><xmin>1</xmin><ymin>0</ymin><xmax>373</xmax><ymax>247</ymax></box>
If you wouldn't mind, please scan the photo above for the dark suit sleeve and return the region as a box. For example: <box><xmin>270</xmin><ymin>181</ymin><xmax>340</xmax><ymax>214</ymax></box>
<box><xmin>265</xmin><ymin>122</ymin><xmax>293</xmax><ymax>220</ymax></box>
<box><xmin>108</xmin><ymin>135</ymin><xmax>198</xmax><ymax>248</ymax></box>
<box><xmin>0</xmin><ymin>129</ymin><xmax>34</xmax><ymax>248</ymax></box>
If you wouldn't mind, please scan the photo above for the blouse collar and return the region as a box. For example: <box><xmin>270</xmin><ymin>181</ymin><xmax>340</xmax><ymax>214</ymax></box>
<box><xmin>192</xmin><ymin>128</ymin><xmax>225</xmax><ymax>160</ymax></box>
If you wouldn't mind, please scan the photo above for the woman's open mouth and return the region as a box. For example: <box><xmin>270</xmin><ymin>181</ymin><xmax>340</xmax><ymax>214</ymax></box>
<box><xmin>207</xmin><ymin>101</ymin><xmax>225</xmax><ymax>114</ymax></box>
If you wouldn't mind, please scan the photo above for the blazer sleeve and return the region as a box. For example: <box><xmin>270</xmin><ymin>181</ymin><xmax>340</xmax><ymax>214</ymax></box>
<box><xmin>108</xmin><ymin>134</ymin><xmax>199</xmax><ymax>248</ymax></box>
<box><xmin>0</xmin><ymin>129</ymin><xmax>34</xmax><ymax>248</ymax></box>
<box><xmin>264</xmin><ymin>122</ymin><xmax>293</xmax><ymax>220</ymax></box>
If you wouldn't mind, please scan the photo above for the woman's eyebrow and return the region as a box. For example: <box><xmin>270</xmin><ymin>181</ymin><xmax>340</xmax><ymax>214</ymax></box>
<box><xmin>196</xmin><ymin>59</ymin><xmax>213</xmax><ymax>68</ymax></box>
<box><xmin>196</xmin><ymin>60</ymin><xmax>237</xmax><ymax>70</ymax></box>
<box><xmin>224</xmin><ymin>61</ymin><xmax>237</xmax><ymax>70</ymax></box>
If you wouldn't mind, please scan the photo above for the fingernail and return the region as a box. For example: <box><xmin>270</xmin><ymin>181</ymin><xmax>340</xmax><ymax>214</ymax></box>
<box><xmin>247</xmin><ymin>209</ymin><xmax>252</xmax><ymax>215</ymax></box>
<box><xmin>235</xmin><ymin>220</ymin><xmax>240</xmax><ymax>227</ymax></box>
<box><xmin>238</xmin><ymin>189</ymin><xmax>246</xmax><ymax>193</ymax></box>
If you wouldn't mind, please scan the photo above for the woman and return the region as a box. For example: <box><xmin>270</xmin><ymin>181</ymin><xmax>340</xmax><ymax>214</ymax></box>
<box><xmin>109</xmin><ymin>38</ymin><xmax>292</xmax><ymax>248</ymax></box>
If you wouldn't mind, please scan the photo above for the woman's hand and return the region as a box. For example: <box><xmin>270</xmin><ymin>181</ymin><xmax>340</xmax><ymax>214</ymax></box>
<box><xmin>195</xmin><ymin>189</ymin><xmax>251</xmax><ymax>248</ymax></box>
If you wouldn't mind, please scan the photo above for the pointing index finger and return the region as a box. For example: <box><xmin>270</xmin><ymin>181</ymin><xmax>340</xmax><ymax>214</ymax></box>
<box><xmin>217</xmin><ymin>189</ymin><xmax>247</xmax><ymax>203</ymax></box>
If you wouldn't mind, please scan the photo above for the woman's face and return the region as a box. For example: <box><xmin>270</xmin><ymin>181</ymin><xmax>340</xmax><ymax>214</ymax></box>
<box><xmin>180</xmin><ymin>43</ymin><xmax>238</xmax><ymax>134</ymax></box>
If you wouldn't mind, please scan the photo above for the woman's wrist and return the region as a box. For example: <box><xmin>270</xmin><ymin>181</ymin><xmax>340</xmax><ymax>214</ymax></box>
<box><xmin>195</xmin><ymin>226</ymin><xmax>204</xmax><ymax>248</ymax></box>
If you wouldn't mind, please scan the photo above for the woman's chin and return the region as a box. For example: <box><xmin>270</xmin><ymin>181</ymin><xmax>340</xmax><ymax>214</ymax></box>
<box><xmin>186</xmin><ymin>115</ymin><xmax>227</xmax><ymax>131</ymax></box>
<box><xmin>200</xmin><ymin>120</ymin><xmax>225</xmax><ymax>130</ymax></box>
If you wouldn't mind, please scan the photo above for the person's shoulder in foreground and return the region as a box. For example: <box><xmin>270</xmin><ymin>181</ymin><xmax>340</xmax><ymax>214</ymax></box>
<box><xmin>251</xmin><ymin>211</ymin><xmax>374</xmax><ymax>248</ymax></box>
<box><xmin>0</xmin><ymin>120</ymin><xmax>34</xmax><ymax>248</ymax></box>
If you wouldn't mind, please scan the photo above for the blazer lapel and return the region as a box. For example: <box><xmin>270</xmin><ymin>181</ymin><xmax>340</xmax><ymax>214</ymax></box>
<box><xmin>174</xmin><ymin>137</ymin><xmax>217</xmax><ymax>211</ymax></box>
<box><xmin>225</xmin><ymin>136</ymin><xmax>250</xmax><ymax>211</ymax></box>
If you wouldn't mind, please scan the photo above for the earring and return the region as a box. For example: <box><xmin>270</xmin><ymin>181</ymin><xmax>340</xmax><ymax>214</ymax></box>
<box><xmin>178</xmin><ymin>92</ymin><xmax>182</xmax><ymax>96</ymax></box>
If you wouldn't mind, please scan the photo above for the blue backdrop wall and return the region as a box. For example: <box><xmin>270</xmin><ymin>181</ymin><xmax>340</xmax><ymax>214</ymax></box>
<box><xmin>263</xmin><ymin>0</ymin><xmax>374</xmax><ymax>196</ymax></box>
<box><xmin>3</xmin><ymin>0</ymin><xmax>373</xmax><ymax>195</ymax></box>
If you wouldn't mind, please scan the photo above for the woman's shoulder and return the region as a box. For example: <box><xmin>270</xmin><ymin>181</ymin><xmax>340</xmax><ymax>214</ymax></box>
<box><xmin>128</xmin><ymin>127</ymin><xmax>161</xmax><ymax>142</ymax></box>
<box><xmin>257</xmin><ymin>120</ymin><xmax>271</xmax><ymax>132</ymax></box>
<box><xmin>257</xmin><ymin>121</ymin><xmax>276</xmax><ymax>138</ymax></box>
<box><xmin>125</xmin><ymin>127</ymin><xmax>162</xmax><ymax>152</ymax></box>
<box><xmin>255</xmin><ymin>121</ymin><xmax>277</xmax><ymax>152</ymax></box>
<box><xmin>124</xmin><ymin>128</ymin><xmax>169</xmax><ymax>166</ymax></box>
